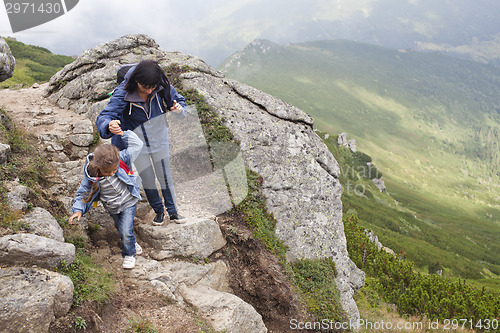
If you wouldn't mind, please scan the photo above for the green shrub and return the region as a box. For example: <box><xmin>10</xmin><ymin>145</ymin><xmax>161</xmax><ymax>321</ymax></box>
<box><xmin>344</xmin><ymin>214</ymin><xmax>500</xmax><ymax>324</ymax></box>
<box><xmin>291</xmin><ymin>258</ymin><xmax>344</xmax><ymax>322</ymax></box>
<box><xmin>74</xmin><ymin>316</ymin><xmax>87</xmax><ymax>330</ymax></box>
<box><xmin>232</xmin><ymin>170</ymin><xmax>288</xmax><ymax>259</ymax></box>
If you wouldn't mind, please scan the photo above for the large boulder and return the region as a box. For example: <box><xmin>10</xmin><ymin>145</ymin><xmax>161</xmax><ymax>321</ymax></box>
<box><xmin>182</xmin><ymin>74</ymin><xmax>365</xmax><ymax>321</ymax></box>
<box><xmin>0</xmin><ymin>267</ymin><xmax>73</xmax><ymax>333</ymax></box>
<box><xmin>0</xmin><ymin>233</ymin><xmax>75</xmax><ymax>268</ymax></box>
<box><xmin>0</xmin><ymin>37</ymin><xmax>15</xmax><ymax>82</ymax></box>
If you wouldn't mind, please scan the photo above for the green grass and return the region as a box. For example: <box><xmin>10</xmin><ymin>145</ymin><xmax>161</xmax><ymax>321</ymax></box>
<box><xmin>126</xmin><ymin>317</ymin><xmax>158</xmax><ymax>333</ymax></box>
<box><xmin>58</xmin><ymin>247</ymin><xmax>116</xmax><ymax>306</ymax></box>
<box><xmin>0</xmin><ymin>38</ymin><xmax>73</xmax><ymax>88</ymax></box>
<box><xmin>325</xmin><ymin>131</ymin><xmax>500</xmax><ymax>288</ymax></box>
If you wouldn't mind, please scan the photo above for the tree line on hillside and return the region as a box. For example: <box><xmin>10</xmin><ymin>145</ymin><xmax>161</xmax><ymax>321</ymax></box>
<box><xmin>344</xmin><ymin>215</ymin><xmax>500</xmax><ymax>328</ymax></box>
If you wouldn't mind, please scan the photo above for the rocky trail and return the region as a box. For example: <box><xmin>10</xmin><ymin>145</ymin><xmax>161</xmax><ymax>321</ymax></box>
<box><xmin>0</xmin><ymin>83</ymin><xmax>302</xmax><ymax>333</ymax></box>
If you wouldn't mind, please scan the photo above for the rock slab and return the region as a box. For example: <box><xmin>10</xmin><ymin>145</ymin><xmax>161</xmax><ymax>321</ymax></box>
<box><xmin>137</xmin><ymin>218</ymin><xmax>226</xmax><ymax>260</ymax></box>
<box><xmin>0</xmin><ymin>233</ymin><xmax>75</xmax><ymax>268</ymax></box>
<box><xmin>0</xmin><ymin>267</ymin><xmax>74</xmax><ymax>333</ymax></box>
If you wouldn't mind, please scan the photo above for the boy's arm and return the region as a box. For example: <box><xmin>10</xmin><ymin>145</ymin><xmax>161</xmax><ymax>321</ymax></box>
<box><xmin>72</xmin><ymin>177</ymin><xmax>92</xmax><ymax>216</ymax></box>
<box><xmin>119</xmin><ymin>130</ymin><xmax>144</xmax><ymax>165</ymax></box>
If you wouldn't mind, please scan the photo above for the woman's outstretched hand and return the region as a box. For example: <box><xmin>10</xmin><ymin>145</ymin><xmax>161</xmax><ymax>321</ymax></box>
<box><xmin>170</xmin><ymin>100</ymin><xmax>183</xmax><ymax>114</ymax></box>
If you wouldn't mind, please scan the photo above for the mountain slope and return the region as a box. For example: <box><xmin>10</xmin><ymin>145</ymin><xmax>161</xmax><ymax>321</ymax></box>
<box><xmin>0</xmin><ymin>38</ymin><xmax>73</xmax><ymax>88</ymax></box>
<box><xmin>220</xmin><ymin>39</ymin><xmax>500</xmax><ymax>282</ymax></box>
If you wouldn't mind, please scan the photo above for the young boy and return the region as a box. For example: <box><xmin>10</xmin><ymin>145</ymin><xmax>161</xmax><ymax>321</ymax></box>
<box><xmin>69</xmin><ymin>129</ymin><xmax>143</xmax><ymax>269</ymax></box>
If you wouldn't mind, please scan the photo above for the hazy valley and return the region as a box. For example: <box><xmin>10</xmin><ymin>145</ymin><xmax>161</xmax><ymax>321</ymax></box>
<box><xmin>220</xmin><ymin>39</ymin><xmax>500</xmax><ymax>288</ymax></box>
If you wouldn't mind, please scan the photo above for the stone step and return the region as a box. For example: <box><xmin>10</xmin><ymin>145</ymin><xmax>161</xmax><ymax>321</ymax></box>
<box><xmin>137</xmin><ymin>217</ymin><xmax>226</xmax><ymax>260</ymax></box>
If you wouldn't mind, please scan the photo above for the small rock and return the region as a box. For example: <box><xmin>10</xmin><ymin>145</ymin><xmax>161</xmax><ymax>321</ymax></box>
<box><xmin>72</xmin><ymin>119</ymin><xmax>94</xmax><ymax>134</ymax></box>
<box><xmin>6</xmin><ymin>182</ymin><xmax>29</xmax><ymax>211</ymax></box>
<box><xmin>21</xmin><ymin>207</ymin><xmax>65</xmax><ymax>242</ymax></box>
<box><xmin>179</xmin><ymin>284</ymin><xmax>268</xmax><ymax>333</ymax></box>
<box><xmin>69</xmin><ymin>133</ymin><xmax>94</xmax><ymax>147</ymax></box>
<box><xmin>0</xmin><ymin>143</ymin><xmax>11</xmax><ymax>164</ymax></box>
<box><xmin>372</xmin><ymin>177</ymin><xmax>386</xmax><ymax>192</ymax></box>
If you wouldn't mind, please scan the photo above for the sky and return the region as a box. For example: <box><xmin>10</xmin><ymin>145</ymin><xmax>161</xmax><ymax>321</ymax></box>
<box><xmin>0</xmin><ymin>0</ymin><xmax>375</xmax><ymax>66</ymax></box>
<box><xmin>2</xmin><ymin>0</ymin><xmax>500</xmax><ymax>67</ymax></box>
<box><xmin>0</xmin><ymin>0</ymin><xmax>213</xmax><ymax>60</ymax></box>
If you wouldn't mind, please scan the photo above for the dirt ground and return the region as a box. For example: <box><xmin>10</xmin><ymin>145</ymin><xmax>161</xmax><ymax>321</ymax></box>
<box><xmin>0</xmin><ymin>84</ymin><xmax>317</xmax><ymax>333</ymax></box>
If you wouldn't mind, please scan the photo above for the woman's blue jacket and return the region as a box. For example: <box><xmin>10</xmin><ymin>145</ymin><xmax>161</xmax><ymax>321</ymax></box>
<box><xmin>95</xmin><ymin>65</ymin><xmax>187</xmax><ymax>151</ymax></box>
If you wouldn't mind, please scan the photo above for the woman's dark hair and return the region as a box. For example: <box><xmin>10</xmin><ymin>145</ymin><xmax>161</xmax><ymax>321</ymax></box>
<box><xmin>82</xmin><ymin>144</ymin><xmax>120</xmax><ymax>203</ymax></box>
<box><xmin>124</xmin><ymin>59</ymin><xmax>170</xmax><ymax>93</ymax></box>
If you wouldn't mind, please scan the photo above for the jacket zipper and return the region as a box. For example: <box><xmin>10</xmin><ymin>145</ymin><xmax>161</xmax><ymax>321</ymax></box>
<box><xmin>129</xmin><ymin>94</ymin><xmax>164</xmax><ymax>119</ymax></box>
<box><xmin>130</xmin><ymin>102</ymin><xmax>149</xmax><ymax>120</ymax></box>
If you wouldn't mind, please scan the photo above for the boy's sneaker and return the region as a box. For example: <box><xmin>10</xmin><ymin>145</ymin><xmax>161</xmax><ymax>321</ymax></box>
<box><xmin>169</xmin><ymin>213</ymin><xmax>187</xmax><ymax>224</ymax></box>
<box><xmin>122</xmin><ymin>256</ymin><xmax>135</xmax><ymax>269</ymax></box>
<box><xmin>152</xmin><ymin>211</ymin><xmax>164</xmax><ymax>226</ymax></box>
<box><xmin>135</xmin><ymin>242</ymin><xmax>143</xmax><ymax>255</ymax></box>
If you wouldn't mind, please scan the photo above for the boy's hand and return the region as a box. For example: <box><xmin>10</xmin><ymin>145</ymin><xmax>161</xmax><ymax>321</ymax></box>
<box><xmin>170</xmin><ymin>100</ymin><xmax>183</xmax><ymax>114</ymax></box>
<box><xmin>109</xmin><ymin>120</ymin><xmax>124</xmax><ymax>136</ymax></box>
<box><xmin>68</xmin><ymin>211</ymin><xmax>82</xmax><ymax>225</ymax></box>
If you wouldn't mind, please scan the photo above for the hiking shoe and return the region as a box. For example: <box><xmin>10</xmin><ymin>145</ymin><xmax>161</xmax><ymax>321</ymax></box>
<box><xmin>122</xmin><ymin>256</ymin><xmax>135</xmax><ymax>269</ymax></box>
<box><xmin>169</xmin><ymin>213</ymin><xmax>187</xmax><ymax>224</ymax></box>
<box><xmin>135</xmin><ymin>242</ymin><xmax>142</xmax><ymax>255</ymax></box>
<box><xmin>152</xmin><ymin>211</ymin><xmax>164</xmax><ymax>226</ymax></box>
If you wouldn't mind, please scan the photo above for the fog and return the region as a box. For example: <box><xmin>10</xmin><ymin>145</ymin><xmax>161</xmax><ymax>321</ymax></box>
<box><xmin>1</xmin><ymin>0</ymin><xmax>500</xmax><ymax>67</ymax></box>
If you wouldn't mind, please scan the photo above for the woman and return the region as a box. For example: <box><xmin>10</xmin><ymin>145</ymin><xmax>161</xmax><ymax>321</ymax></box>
<box><xmin>96</xmin><ymin>60</ymin><xmax>187</xmax><ymax>225</ymax></box>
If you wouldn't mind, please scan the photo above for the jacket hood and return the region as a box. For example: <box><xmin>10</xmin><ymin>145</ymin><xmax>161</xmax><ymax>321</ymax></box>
<box><xmin>84</xmin><ymin>153</ymin><xmax>99</xmax><ymax>182</ymax></box>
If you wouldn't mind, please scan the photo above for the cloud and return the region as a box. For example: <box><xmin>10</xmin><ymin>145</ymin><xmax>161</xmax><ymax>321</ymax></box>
<box><xmin>0</xmin><ymin>0</ymin><xmax>203</xmax><ymax>57</ymax></box>
<box><xmin>2</xmin><ymin>0</ymin><xmax>500</xmax><ymax>67</ymax></box>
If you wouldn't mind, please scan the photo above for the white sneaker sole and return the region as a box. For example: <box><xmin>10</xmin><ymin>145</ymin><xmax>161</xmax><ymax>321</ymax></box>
<box><xmin>135</xmin><ymin>242</ymin><xmax>143</xmax><ymax>255</ymax></box>
<box><xmin>122</xmin><ymin>256</ymin><xmax>135</xmax><ymax>269</ymax></box>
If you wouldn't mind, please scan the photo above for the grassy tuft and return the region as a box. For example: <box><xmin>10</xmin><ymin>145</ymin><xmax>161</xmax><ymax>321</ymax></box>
<box><xmin>126</xmin><ymin>317</ymin><xmax>158</xmax><ymax>333</ymax></box>
<box><xmin>58</xmin><ymin>249</ymin><xmax>116</xmax><ymax>307</ymax></box>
